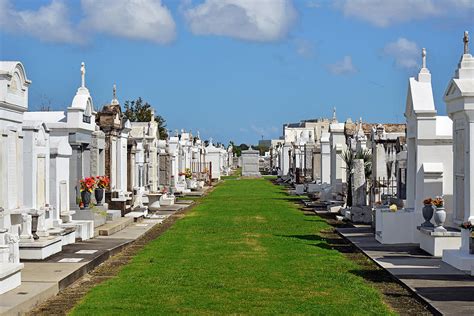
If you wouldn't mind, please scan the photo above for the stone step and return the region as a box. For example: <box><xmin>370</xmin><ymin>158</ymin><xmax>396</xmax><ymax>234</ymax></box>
<box><xmin>96</xmin><ymin>217</ymin><xmax>134</xmax><ymax>236</ymax></box>
<box><xmin>124</xmin><ymin>211</ymin><xmax>146</xmax><ymax>222</ymax></box>
<box><xmin>106</xmin><ymin>210</ymin><xmax>122</xmax><ymax>222</ymax></box>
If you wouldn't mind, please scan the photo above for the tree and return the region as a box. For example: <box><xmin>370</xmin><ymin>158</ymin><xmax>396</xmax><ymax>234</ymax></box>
<box><xmin>340</xmin><ymin>148</ymin><xmax>372</xmax><ymax>207</ymax></box>
<box><xmin>229</xmin><ymin>141</ymin><xmax>241</xmax><ymax>157</ymax></box>
<box><xmin>258</xmin><ymin>144</ymin><xmax>269</xmax><ymax>156</ymax></box>
<box><xmin>123</xmin><ymin>97</ymin><xmax>168</xmax><ymax>139</ymax></box>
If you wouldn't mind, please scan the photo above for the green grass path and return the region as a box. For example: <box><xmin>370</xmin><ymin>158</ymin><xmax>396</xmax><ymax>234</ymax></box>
<box><xmin>72</xmin><ymin>179</ymin><xmax>393</xmax><ymax>315</ymax></box>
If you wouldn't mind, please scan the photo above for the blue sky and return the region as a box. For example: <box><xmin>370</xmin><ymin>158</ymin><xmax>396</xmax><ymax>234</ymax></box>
<box><xmin>0</xmin><ymin>0</ymin><xmax>472</xmax><ymax>144</ymax></box>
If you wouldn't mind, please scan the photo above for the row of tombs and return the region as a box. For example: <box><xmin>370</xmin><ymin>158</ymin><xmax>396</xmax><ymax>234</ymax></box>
<box><xmin>268</xmin><ymin>32</ymin><xmax>474</xmax><ymax>274</ymax></box>
<box><xmin>0</xmin><ymin>61</ymin><xmax>234</xmax><ymax>294</ymax></box>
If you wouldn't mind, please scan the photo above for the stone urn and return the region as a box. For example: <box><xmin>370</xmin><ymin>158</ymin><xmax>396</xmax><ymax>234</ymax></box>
<box><xmin>147</xmin><ymin>193</ymin><xmax>162</xmax><ymax>212</ymax></box>
<box><xmin>470</xmin><ymin>231</ymin><xmax>474</xmax><ymax>255</ymax></box>
<box><xmin>94</xmin><ymin>188</ymin><xmax>104</xmax><ymax>206</ymax></box>
<box><xmin>81</xmin><ymin>190</ymin><xmax>92</xmax><ymax>208</ymax></box>
<box><xmin>30</xmin><ymin>213</ymin><xmax>40</xmax><ymax>240</ymax></box>
<box><xmin>433</xmin><ymin>206</ymin><xmax>447</xmax><ymax>232</ymax></box>
<box><xmin>421</xmin><ymin>204</ymin><xmax>434</xmax><ymax>227</ymax></box>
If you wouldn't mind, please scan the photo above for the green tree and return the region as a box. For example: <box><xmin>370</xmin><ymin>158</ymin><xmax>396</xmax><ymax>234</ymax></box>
<box><xmin>123</xmin><ymin>97</ymin><xmax>168</xmax><ymax>139</ymax></box>
<box><xmin>340</xmin><ymin>148</ymin><xmax>372</xmax><ymax>207</ymax></box>
<box><xmin>258</xmin><ymin>145</ymin><xmax>269</xmax><ymax>156</ymax></box>
<box><xmin>229</xmin><ymin>141</ymin><xmax>242</xmax><ymax>157</ymax></box>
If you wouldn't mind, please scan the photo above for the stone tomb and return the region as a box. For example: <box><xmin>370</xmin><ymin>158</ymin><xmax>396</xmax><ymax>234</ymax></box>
<box><xmin>97</xmin><ymin>86</ymin><xmax>132</xmax><ymax>216</ymax></box>
<box><xmin>0</xmin><ymin>61</ymin><xmax>29</xmax><ymax>293</ymax></box>
<box><xmin>241</xmin><ymin>149</ymin><xmax>261</xmax><ymax>177</ymax></box>
<box><xmin>443</xmin><ymin>32</ymin><xmax>474</xmax><ymax>271</ymax></box>
<box><xmin>375</xmin><ymin>48</ymin><xmax>456</xmax><ymax>250</ymax></box>
<box><xmin>205</xmin><ymin>140</ymin><xmax>222</xmax><ymax>181</ymax></box>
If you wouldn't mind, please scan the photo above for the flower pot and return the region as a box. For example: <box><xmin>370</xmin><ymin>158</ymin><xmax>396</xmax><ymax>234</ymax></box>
<box><xmin>421</xmin><ymin>204</ymin><xmax>434</xmax><ymax>227</ymax></box>
<box><xmin>95</xmin><ymin>188</ymin><xmax>104</xmax><ymax>206</ymax></box>
<box><xmin>433</xmin><ymin>206</ymin><xmax>447</xmax><ymax>232</ymax></box>
<box><xmin>81</xmin><ymin>191</ymin><xmax>91</xmax><ymax>208</ymax></box>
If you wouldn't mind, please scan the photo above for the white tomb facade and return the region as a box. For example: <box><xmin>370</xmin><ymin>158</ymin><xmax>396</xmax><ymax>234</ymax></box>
<box><xmin>443</xmin><ymin>32</ymin><xmax>474</xmax><ymax>271</ymax></box>
<box><xmin>0</xmin><ymin>61</ymin><xmax>28</xmax><ymax>294</ymax></box>
<box><xmin>376</xmin><ymin>49</ymin><xmax>455</xmax><ymax>247</ymax></box>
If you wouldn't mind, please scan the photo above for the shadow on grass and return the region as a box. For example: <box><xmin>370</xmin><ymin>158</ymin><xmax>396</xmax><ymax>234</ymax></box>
<box><xmin>277</xmin><ymin>234</ymin><xmax>355</xmax><ymax>254</ymax></box>
<box><xmin>349</xmin><ymin>268</ymin><xmax>396</xmax><ymax>284</ymax></box>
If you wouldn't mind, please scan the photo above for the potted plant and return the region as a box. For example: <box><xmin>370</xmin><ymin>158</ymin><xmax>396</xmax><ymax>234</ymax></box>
<box><xmin>460</xmin><ymin>221</ymin><xmax>474</xmax><ymax>254</ymax></box>
<box><xmin>432</xmin><ymin>196</ymin><xmax>446</xmax><ymax>232</ymax></box>
<box><xmin>95</xmin><ymin>175</ymin><xmax>110</xmax><ymax>206</ymax></box>
<box><xmin>79</xmin><ymin>176</ymin><xmax>96</xmax><ymax>208</ymax></box>
<box><xmin>421</xmin><ymin>197</ymin><xmax>434</xmax><ymax>227</ymax></box>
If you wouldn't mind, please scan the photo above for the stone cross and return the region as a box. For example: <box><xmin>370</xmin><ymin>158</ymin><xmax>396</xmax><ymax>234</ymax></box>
<box><xmin>464</xmin><ymin>31</ymin><xmax>469</xmax><ymax>54</ymax></box>
<box><xmin>422</xmin><ymin>48</ymin><xmax>427</xmax><ymax>68</ymax></box>
<box><xmin>81</xmin><ymin>62</ymin><xmax>86</xmax><ymax>88</ymax></box>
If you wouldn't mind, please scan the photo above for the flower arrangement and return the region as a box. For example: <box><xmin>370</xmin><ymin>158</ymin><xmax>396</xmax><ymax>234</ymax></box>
<box><xmin>80</xmin><ymin>177</ymin><xmax>96</xmax><ymax>192</ymax></box>
<box><xmin>160</xmin><ymin>187</ymin><xmax>168</xmax><ymax>194</ymax></box>
<box><xmin>460</xmin><ymin>222</ymin><xmax>473</xmax><ymax>230</ymax></box>
<box><xmin>184</xmin><ymin>168</ymin><xmax>192</xmax><ymax>179</ymax></box>
<box><xmin>389</xmin><ymin>204</ymin><xmax>398</xmax><ymax>212</ymax></box>
<box><xmin>423</xmin><ymin>198</ymin><xmax>433</xmax><ymax>205</ymax></box>
<box><xmin>432</xmin><ymin>197</ymin><xmax>444</xmax><ymax>208</ymax></box>
<box><xmin>96</xmin><ymin>175</ymin><xmax>110</xmax><ymax>189</ymax></box>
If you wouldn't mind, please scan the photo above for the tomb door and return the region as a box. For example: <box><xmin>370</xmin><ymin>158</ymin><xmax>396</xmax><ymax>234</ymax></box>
<box><xmin>59</xmin><ymin>181</ymin><xmax>68</xmax><ymax>214</ymax></box>
<box><xmin>454</xmin><ymin>127</ymin><xmax>465</xmax><ymax>222</ymax></box>
<box><xmin>37</xmin><ymin>156</ymin><xmax>46</xmax><ymax>208</ymax></box>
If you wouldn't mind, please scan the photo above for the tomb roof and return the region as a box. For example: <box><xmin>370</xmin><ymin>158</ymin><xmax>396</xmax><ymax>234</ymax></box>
<box><xmin>345</xmin><ymin>122</ymin><xmax>405</xmax><ymax>136</ymax></box>
<box><xmin>0</xmin><ymin>61</ymin><xmax>31</xmax><ymax>83</ymax></box>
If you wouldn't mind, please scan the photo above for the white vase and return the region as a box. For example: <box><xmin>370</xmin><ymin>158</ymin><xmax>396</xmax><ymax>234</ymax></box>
<box><xmin>433</xmin><ymin>206</ymin><xmax>447</xmax><ymax>232</ymax></box>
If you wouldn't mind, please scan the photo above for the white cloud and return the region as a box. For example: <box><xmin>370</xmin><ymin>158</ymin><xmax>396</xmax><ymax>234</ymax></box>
<box><xmin>81</xmin><ymin>0</ymin><xmax>176</xmax><ymax>44</ymax></box>
<box><xmin>306</xmin><ymin>0</ymin><xmax>321</xmax><ymax>8</ymax></box>
<box><xmin>336</xmin><ymin>0</ymin><xmax>472</xmax><ymax>27</ymax></box>
<box><xmin>295</xmin><ymin>39</ymin><xmax>315</xmax><ymax>59</ymax></box>
<box><xmin>383</xmin><ymin>38</ymin><xmax>419</xmax><ymax>69</ymax></box>
<box><xmin>327</xmin><ymin>56</ymin><xmax>357</xmax><ymax>75</ymax></box>
<box><xmin>250</xmin><ymin>125</ymin><xmax>278</xmax><ymax>137</ymax></box>
<box><xmin>0</xmin><ymin>0</ymin><xmax>82</xmax><ymax>44</ymax></box>
<box><xmin>183</xmin><ymin>0</ymin><xmax>297</xmax><ymax>42</ymax></box>
<box><xmin>338</xmin><ymin>0</ymin><xmax>439</xmax><ymax>27</ymax></box>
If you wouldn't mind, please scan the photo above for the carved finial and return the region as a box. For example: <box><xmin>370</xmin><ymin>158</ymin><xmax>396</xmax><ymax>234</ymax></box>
<box><xmin>422</xmin><ymin>48</ymin><xmax>427</xmax><ymax>68</ymax></box>
<box><xmin>197</xmin><ymin>131</ymin><xmax>200</xmax><ymax>139</ymax></box>
<box><xmin>332</xmin><ymin>107</ymin><xmax>337</xmax><ymax>120</ymax></box>
<box><xmin>209</xmin><ymin>137</ymin><xmax>213</xmax><ymax>145</ymax></box>
<box><xmin>111</xmin><ymin>84</ymin><xmax>119</xmax><ymax>105</ymax></box>
<box><xmin>80</xmin><ymin>62</ymin><xmax>86</xmax><ymax>88</ymax></box>
<box><xmin>464</xmin><ymin>31</ymin><xmax>469</xmax><ymax>54</ymax></box>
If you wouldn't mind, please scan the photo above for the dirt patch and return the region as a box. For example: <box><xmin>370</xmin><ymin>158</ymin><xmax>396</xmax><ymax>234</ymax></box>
<box><xmin>302</xmin><ymin>207</ymin><xmax>434</xmax><ymax>315</ymax></box>
<box><xmin>26</xmin><ymin>197</ymin><xmax>205</xmax><ymax>316</ymax></box>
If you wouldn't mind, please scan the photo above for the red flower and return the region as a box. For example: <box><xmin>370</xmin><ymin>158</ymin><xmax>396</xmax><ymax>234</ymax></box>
<box><xmin>96</xmin><ymin>175</ymin><xmax>110</xmax><ymax>189</ymax></box>
<box><xmin>80</xmin><ymin>177</ymin><xmax>97</xmax><ymax>192</ymax></box>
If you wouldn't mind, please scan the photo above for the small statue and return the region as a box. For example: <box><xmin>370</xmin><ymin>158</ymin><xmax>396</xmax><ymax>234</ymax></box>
<box><xmin>422</xmin><ymin>48</ymin><xmax>427</xmax><ymax>68</ymax></box>
<box><xmin>464</xmin><ymin>31</ymin><xmax>469</xmax><ymax>55</ymax></box>
<box><xmin>81</xmin><ymin>62</ymin><xmax>86</xmax><ymax>88</ymax></box>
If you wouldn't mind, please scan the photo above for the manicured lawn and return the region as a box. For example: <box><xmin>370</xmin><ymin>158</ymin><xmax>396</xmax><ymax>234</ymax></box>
<box><xmin>71</xmin><ymin>179</ymin><xmax>393</xmax><ymax>315</ymax></box>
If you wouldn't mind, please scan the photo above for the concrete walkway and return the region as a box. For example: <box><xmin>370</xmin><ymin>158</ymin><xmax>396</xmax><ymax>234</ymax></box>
<box><xmin>0</xmin><ymin>208</ymin><xmax>179</xmax><ymax>316</ymax></box>
<box><xmin>337</xmin><ymin>226</ymin><xmax>474</xmax><ymax>315</ymax></box>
